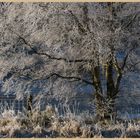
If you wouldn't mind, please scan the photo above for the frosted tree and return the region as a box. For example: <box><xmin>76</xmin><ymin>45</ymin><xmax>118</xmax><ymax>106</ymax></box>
<box><xmin>0</xmin><ymin>2</ymin><xmax>140</xmax><ymax>120</ymax></box>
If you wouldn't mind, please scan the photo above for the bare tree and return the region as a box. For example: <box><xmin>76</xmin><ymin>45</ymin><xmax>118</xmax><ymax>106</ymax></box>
<box><xmin>0</xmin><ymin>2</ymin><xmax>140</xmax><ymax>120</ymax></box>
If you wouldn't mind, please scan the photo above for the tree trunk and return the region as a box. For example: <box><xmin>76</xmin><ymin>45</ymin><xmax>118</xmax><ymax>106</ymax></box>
<box><xmin>93</xmin><ymin>62</ymin><xmax>120</xmax><ymax>121</ymax></box>
<box><xmin>92</xmin><ymin>66</ymin><xmax>105</xmax><ymax>120</ymax></box>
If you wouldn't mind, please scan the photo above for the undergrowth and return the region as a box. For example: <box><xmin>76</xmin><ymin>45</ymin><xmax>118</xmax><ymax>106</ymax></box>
<box><xmin>0</xmin><ymin>105</ymin><xmax>140</xmax><ymax>138</ymax></box>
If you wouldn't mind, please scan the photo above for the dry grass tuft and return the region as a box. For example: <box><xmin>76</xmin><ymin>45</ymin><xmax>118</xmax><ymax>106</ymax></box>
<box><xmin>0</xmin><ymin>107</ymin><xmax>140</xmax><ymax>138</ymax></box>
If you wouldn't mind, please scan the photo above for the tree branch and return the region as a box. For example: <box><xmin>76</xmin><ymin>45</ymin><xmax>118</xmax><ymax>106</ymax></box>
<box><xmin>127</xmin><ymin>60</ymin><xmax>140</xmax><ymax>72</ymax></box>
<box><xmin>82</xmin><ymin>3</ymin><xmax>91</xmax><ymax>32</ymax></box>
<box><xmin>2</xmin><ymin>66</ymin><xmax>93</xmax><ymax>85</ymax></box>
<box><xmin>32</xmin><ymin>72</ymin><xmax>93</xmax><ymax>85</ymax></box>
<box><xmin>68</xmin><ymin>10</ymin><xmax>87</xmax><ymax>35</ymax></box>
<box><xmin>9</xmin><ymin>28</ymin><xmax>93</xmax><ymax>63</ymax></box>
<box><xmin>121</xmin><ymin>46</ymin><xmax>136</xmax><ymax>70</ymax></box>
<box><xmin>122</xmin><ymin>12</ymin><xmax>140</xmax><ymax>30</ymax></box>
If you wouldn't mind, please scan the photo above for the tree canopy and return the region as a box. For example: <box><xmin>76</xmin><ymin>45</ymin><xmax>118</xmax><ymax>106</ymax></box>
<box><xmin>0</xmin><ymin>2</ymin><xmax>140</xmax><ymax>119</ymax></box>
